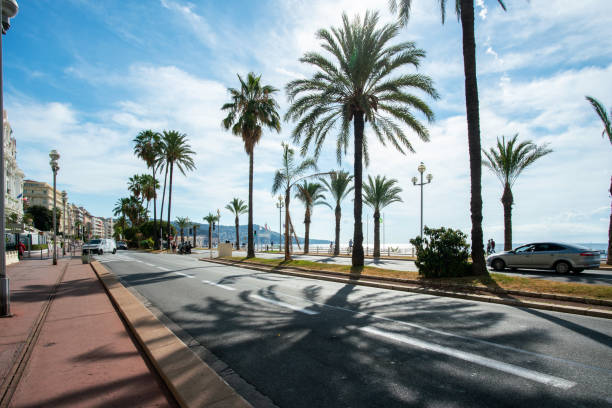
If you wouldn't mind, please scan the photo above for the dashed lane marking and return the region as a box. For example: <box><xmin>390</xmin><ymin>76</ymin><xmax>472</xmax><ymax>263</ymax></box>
<box><xmin>250</xmin><ymin>294</ymin><xmax>318</xmax><ymax>315</ymax></box>
<box><xmin>201</xmin><ymin>280</ymin><xmax>235</xmax><ymax>291</ymax></box>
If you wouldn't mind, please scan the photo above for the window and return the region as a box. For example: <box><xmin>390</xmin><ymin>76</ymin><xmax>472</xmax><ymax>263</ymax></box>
<box><xmin>515</xmin><ymin>245</ymin><xmax>534</xmax><ymax>253</ymax></box>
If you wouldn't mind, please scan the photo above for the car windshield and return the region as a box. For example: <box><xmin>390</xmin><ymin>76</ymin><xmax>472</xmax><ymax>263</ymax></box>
<box><xmin>118</xmin><ymin>241</ymin><xmax>126</xmax><ymax>244</ymax></box>
<box><xmin>514</xmin><ymin>245</ymin><xmax>534</xmax><ymax>253</ymax></box>
<box><xmin>88</xmin><ymin>240</ymin><xmax>101</xmax><ymax>244</ymax></box>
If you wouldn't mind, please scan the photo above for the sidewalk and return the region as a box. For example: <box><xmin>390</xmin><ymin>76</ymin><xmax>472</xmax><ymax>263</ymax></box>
<box><xmin>0</xmin><ymin>257</ymin><xmax>175</xmax><ymax>407</ymax></box>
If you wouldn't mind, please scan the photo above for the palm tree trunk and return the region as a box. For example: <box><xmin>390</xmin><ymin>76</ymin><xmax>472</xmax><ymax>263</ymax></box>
<box><xmin>284</xmin><ymin>190</ymin><xmax>291</xmax><ymax>261</ymax></box>
<box><xmin>501</xmin><ymin>183</ymin><xmax>514</xmax><ymax>251</ymax></box>
<box><xmin>373</xmin><ymin>210</ymin><xmax>381</xmax><ymax>258</ymax></box>
<box><xmin>180</xmin><ymin>228</ymin><xmax>184</xmax><ymax>244</ymax></box>
<box><xmin>152</xmin><ymin>166</ymin><xmax>157</xmax><ymax>246</ymax></box>
<box><xmin>166</xmin><ymin>163</ymin><xmax>174</xmax><ymax>248</ymax></box>
<box><xmin>460</xmin><ymin>0</ymin><xmax>486</xmax><ymax>275</ymax></box>
<box><xmin>193</xmin><ymin>225</ymin><xmax>197</xmax><ymax>247</ymax></box>
<box><xmin>334</xmin><ymin>204</ymin><xmax>341</xmax><ymax>256</ymax></box>
<box><xmin>304</xmin><ymin>207</ymin><xmax>311</xmax><ymax>254</ymax></box>
<box><xmin>352</xmin><ymin>112</ymin><xmax>365</xmax><ymax>267</ymax></box>
<box><xmin>159</xmin><ymin>165</ymin><xmax>168</xmax><ymax>249</ymax></box>
<box><xmin>235</xmin><ymin>216</ymin><xmax>240</xmax><ymax>250</ymax></box>
<box><xmin>607</xmin><ymin>176</ymin><xmax>611</xmax><ymax>265</ymax></box>
<box><xmin>247</xmin><ymin>152</ymin><xmax>255</xmax><ymax>258</ymax></box>
<box><xmin>208</xmin><ymin>224</ymin><xmax>212</xmax><ymax>249</ymax></box>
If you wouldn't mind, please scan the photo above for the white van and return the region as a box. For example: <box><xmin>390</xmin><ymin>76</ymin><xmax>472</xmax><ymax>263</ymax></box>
<box><xmin>83</xmin><ymin>238</ymin><xmax>117</xmax><ymax>255</ymax></box>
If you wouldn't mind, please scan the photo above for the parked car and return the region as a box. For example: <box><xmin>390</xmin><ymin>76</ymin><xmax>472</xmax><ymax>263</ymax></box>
<box><xmin>486</xmin><ymin>242</ymin><xmax>600</xmax><ymax>274</ymax></box>
<box><xmin>82</xmin><ymin>238</ymin><xmax>117</xmax><ymax>255</ymax></box>
<box><xmin>117</xmin><ymin>241</ymin><xmax>128</xmax><ymax>250</ymax></box>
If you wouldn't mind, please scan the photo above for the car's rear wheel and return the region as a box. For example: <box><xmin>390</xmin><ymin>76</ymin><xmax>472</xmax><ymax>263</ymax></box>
<box><xmin>492</xmin><ymin>259</ymin><xmax>505</xmax><ymax>271</ymax></box>
<box><xmin>554</xmin><ymin>261</ymin><xmax>570</xmax><ymax>274</ymax></box>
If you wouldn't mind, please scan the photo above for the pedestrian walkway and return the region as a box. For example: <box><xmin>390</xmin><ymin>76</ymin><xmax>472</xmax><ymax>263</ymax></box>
<box><xmin>0</xmin><ymin>257</ymin><xmax>175</xmax><ymax>407</ymax></box>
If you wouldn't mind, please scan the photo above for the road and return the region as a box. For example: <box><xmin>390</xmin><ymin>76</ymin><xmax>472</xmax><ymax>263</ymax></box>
<box><xmin>99</xmin><ymin>251</ymin><xmax>612</xmax><ymax>408</ymax></box>
<box><xmin>196</xmin><ymin>249</ymin><xmax>612</xmax><ymax>286</ymax></box>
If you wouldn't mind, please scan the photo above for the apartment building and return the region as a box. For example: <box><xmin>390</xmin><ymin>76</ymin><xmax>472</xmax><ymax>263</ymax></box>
<box><xmin>3</xmin><ymin>110</ymin><xmax>24</xmax><ymax>220</ymax></box>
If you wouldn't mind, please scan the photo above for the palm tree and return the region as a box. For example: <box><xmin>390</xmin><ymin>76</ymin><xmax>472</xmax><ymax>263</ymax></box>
<box><xmin>295</xmin><ymin>181</ymin><xmax>327</xmax><ymax>254</ymax></box>
<box><xmin>225</xmin><ymin>198</ymin><xmax>248</xmax><ymax>250</ymax></box>
<box><xmin>203</xmin><ymin>213</ymin><xmax>219</xmax><ymax>250</ymax></box>
<box><xmin>363</xmin><ymin>175</ymin><xmax>403</xmax><ymax>258</ymax></box>
<box><xmin>390</xmin><ymin>0</ymin><xmax>507</xmax><ymax>275</ymax></box>
<box><xmin>483</xmin><ymin>134</ymin><xmax>552</xmax><ymax>251</ymax></box>
<box><xmin>285</xmin><ymin>11</ymin><xmax>438</xmax><ymax>267</ymax></box>
<box><xmin>175</xmin><ymin>216</ymin><xmax>190</xmax><ymax>244</ymax></box>
<box><xmin>127</xmin><ymin>175</ymin><xmax>143</xmax><ymax>204</ymax></box>
<box><xmin>221</xmin><ymin>72</ymin><xmax>281</xmax><ymax>258</ymax></box>
<box><xmin>134</xmin><ymin>130</ymin><xmax>162</xmax><ymax>245</ymax></box>
<box><xmin>139</xmin><ymin>174</ymin><xmax>159</xmax><ymax>215</ymax></box>
<box><xmin>272</xmin><ymin>142</ymin><xmax>318</xmax><ymax>261</ymax></box>
<box><xmin>113</xmin><ymin>197</ymin><xmax>130</xmax><ymax>221</ymax></box>
<box><xmin>321</xmin><ymin>171</ymin><xmax>354</xmax><ymax>256</ymax></box>
<box><xmin>192</xmin><ymin>222</ymin><xmax>198</xmax><ymax>247</ymax></box>
<box><xmin>585</xmin><ymin>96</ymin><xmax>612</xmax><ymax>264</ymax></box>
<box><xmin>161</xmin><ymin>130</ymin><xmax>196</xmax><ymax>246</ymax></box>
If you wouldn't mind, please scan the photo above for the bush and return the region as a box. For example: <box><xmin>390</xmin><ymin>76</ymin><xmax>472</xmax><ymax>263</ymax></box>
<box><xmin>138</xmin><ymin>238</ymin><xmax>154</xmax><ymax>249</ymax></box>
<box><xmin>31</xmin><ymin>244</ymin><xmax>48</xmax><ymax>250</ymax></box>
<box><xmin>410</xmin><ymin>226</ymin><xmax>471</xmax><ymax>278</ymax></box>
<box><xmin>138</xmin><ymin>220</ymin><xmax>176</xmax><ymax>241</ymax></box>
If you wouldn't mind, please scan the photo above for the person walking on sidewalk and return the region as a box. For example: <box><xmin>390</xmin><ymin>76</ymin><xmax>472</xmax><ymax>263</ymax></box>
<box><xmin>18</xmin><ymin>241</ymin><xmax>26</xmax><ymax>259</ymax></box>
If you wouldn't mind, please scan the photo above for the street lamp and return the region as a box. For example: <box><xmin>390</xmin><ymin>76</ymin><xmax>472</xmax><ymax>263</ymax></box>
<box><xmin>61</xmin><ymin>191</ymin><xmax>66</xmax><ymax>256</ymax></box>
<box><xmin>216</xmin><ymin>208</ymin><xmax>220</xmax><ymax>249</ymax></box>
<box><xmin>49</xmin><ymin>150</ymin><xmax>60</xmax><ymax>265</ymax></box>
<box><xmin>275</xmin><ymin>195</ymin><xmax>284</xmax><ymax>251</ymax></box>
<box><xmin>1</xmin><ymin>0</ymin><xmax>18</xmax><ymax>317</ymax></box>
<box><xmin>412</xmin><ymin>162</ymin><xmax>433</xmax><ymax>238</ymax></box>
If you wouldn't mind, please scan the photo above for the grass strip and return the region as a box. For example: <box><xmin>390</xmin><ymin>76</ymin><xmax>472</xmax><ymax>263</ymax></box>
<box><xmin>225</xmin><ymin>256</ymin><xmax>612</xmax><ymax>301</ymax></box>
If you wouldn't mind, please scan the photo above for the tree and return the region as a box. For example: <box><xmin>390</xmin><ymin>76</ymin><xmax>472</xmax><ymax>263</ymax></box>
<box><xmin>203</xmin><ymin>213</ymin><xmax>219</xmax><ymax>249</ymax></box>
<box><xmin>127</xmin><ymin>175</ymin><xmax>143</xmax><ymax>204</ymax></box>
<box><xmin>483</xmin><ymin>134</ymin><xmax>552</xmax><ymax>251</ymax></box>
<box><xmin>363</xmin><ymin>175</ymin><xmax>403</xmax><ymax>258</ymax></box>
<box><xmin>161</xmin><ymin>130</ymin><xmax>196</xmax><ymax>247</ymax></box>
<box><xmin>140</xmin><ymin>174</ymin><xmax>159</xmax><ymax>215</ymax></box>
<box><xmin>222</xmin><ymin>72</ymin><xmax>281</xmax><ymax>258</ymax></box>
<box><xmin>390</xmin><ymin>0</ymin><xmax>507</xmax><ymax>275</ymax></box>
<box><xmin>272</xmin><ymin>142</ymin><xmax>318</xmax><ymax>260</ymax></box>
<box><xmin>175</xmin><ymin>217</ymin><xmax>190</xmax><ymax>244</ymax></box>
<box><xmin>585</xmin><ymin>96</ymin><xmax>611</xmax><ymax>264</ymax></box>
<box><xmin>321</xmin><ymin>170</ymin><xmax>354</xmax><ymax>255</ymax></box>
<box><xmin>192</xmin><ymin>222</ymin><xmax>198</xmax><ymax>247</ymax></box>
<box><xmin>295</xmin><ymin>181</ymin><xmax>327</xmax><ymax>254</ymax></box>
<box><xmin>225</xmin><ymin>198</ymin><xmax>248</xmax><ymax>250</ymax></box>
<box><xmin>25</xmin><ymin>205</ymin><xmax>53</xmax><ymax>231</ymax></box>
<box><xmin>285</xmin><ymin>11</ymin><xmax>438</xmax><ymax>267</ymax></box>
<box><xmin>134</xmin><ymin>130</ymin><xmax>163</xmax><ymax>246</ymax></box>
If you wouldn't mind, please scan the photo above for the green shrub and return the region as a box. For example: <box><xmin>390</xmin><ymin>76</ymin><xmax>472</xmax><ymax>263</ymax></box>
<box><xmin>410</xmin><ymin>226</ymin><xmax>471</xmax><ymax>278</ymax></box>
<box><xmin>138</xmin><ymin>220</ymin><xmax>176</xmax><ymax>241</ymax></box>
<box><xmin>138</xmin><ymin>238</ymin><xmax>154</xmax><ymax>249</ymax></box>
<box><xmin>31</xmin><ymin>244</ymin><xmax>48</xmax><ymax>250</ymax></box>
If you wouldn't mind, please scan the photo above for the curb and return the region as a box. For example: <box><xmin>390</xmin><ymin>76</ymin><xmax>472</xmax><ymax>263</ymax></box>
<box><xmin>205</xmin><ymin>259</ymin><xmax>612</xmax><ymax>320</ymax></box>
<box><xmin>90</xmin><ymin>261</ymin><xmax>252</xmax><ymax>408</ymax></box>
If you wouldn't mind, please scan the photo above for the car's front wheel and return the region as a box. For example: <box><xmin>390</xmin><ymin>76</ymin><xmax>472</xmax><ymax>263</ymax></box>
<box><xmin>99</xmin><ymin>249</ymin><xmax>103</xmax><ymax>255</ymax></box>
<box><xmin>112</xmin><ymin>248</ymin><xmax>116</xmax><ymax>254</ymax></box>
<box><xmin>554</xmin><ymin>261</ymin><xmax>570</xmax><ymax>274</ymax></box>
<box><xmin>492</xmin><ymin>259</ymin><xmax>506</xmax><ymax>271</ymax></box>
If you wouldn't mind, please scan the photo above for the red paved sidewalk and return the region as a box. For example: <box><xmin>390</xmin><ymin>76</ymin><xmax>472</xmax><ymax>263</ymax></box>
<box><xmin>1</xmin><ymin>257</ymin><xmax>175</xmax><ymax>408</ymax></box>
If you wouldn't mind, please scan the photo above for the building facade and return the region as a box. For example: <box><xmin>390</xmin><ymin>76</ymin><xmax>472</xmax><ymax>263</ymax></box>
<box><xmin>22</xmin><ymin>179</ymin><xmax>65</xmax><ymax>232</ymax></box>
<box><xmin>3</xmin><ymin>110</ymin><xmax>24</xmax><ymax>221</ymax></box>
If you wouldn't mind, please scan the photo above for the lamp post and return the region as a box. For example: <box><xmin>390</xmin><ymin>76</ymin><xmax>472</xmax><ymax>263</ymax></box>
<box><xmin>216</xmin><ymin>208</ymin><xmax>220</xmax><ymax>249</ymax></box>
<box><xmin>412</xmin><ymin>162</ymin><xmax>433</xmax><ymax>238</ymax></box>
<box><xmin>276</xmin><ymin>195</ymin><xmax>284</xmax><ymax>252</ymax></box>
<box><xmin>49</xmin><ymin>150</ymin><xmax>60</xmax><ymax>265</ymax></box>
<box><xmin>1</xmin><ymin>0</ymin><xmax>18</xmax><ymax>317</ymax></box>
<box><xmin>61</xmin><ymin>191</ymin><xmax>66</xmax><ymax>256</ymax></box>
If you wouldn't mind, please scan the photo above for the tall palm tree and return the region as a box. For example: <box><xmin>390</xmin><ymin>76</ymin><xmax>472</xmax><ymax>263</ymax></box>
<box><xmin>321</xmin><ymin>171</ymin><xmax>354</xmax><ymax>256</ymax></box>
<box><xmin>285</xmin><ymin>11</ymin><xmax>438</xmax><ymax>267</ymax></box>
<box><xmin>175</xmin><ymin>216</ymin><xmax>190</xmax><ymax>244</ymax></box>
<box><xmin>272</xmin><ymin>142</ymin><xmax>318</xmax><ymax>261</ymax></box>
<box><xmin>225</xmin><ymin>198</ymin><xmax>248</xmax><ymax>250</ymax></box>
<box><xmin>483</xmin><ymin>134</ymin><xmax>552</xmax><ymax>251</ymax></box>
<box><xmin>390</xmin><ymin>0</ymin><xmax>507</xmax><ymax>275</ymax></box>
<box><xmin>221</xmin><ymin>72</ymin><xmax>281</xmax><ymax>258</ymax></box>
<box><xmin>127</xmin><ymin>175</ymin><xmax>143</xmax><ymax>204</ymax></box>
<box><xmin>363</xmin><ymin>175</ymin><xmax>403</xmax><ymax>258</ymax></box>
<box><xmin>585</xmin><ymin>96</ymin><xmax>612</xmax><ymax>264</ymax></box>
<box><xmin>192</xmin><ymin>222</ymin><xmax>198</xmax><ymax>247</ymax></box>
<box><xmin>134</xmin><ymin>130</ymin><xmax>162</xmax><ymax>245</ymax></box>
<box><xmin>161</xmin><ymin>130</ymin><xmax>196</xmax><ymax>246</ymax></box>
<box><xmin>295</xmin><ymin>181</ymin><xmax>327</xmax><ymax>254</ymax></box>
<box><xmin>113</xmin><ymin>197</ymin><xmax>130</xmax><ymax>221</ymax></box>
<box><xmin>203</xmin><ymin>213</ymin><xmax>219</xmax><ymax>250</ymax></box>
<box><xmin>139</xmin><ymin>174</ymin><xmax>159</xmax><ymax>215</ymax></box>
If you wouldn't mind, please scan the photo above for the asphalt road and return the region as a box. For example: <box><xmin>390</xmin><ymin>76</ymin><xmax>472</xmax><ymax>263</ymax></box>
<box><xmin>200</xmin><ymin>249</ymin><xmax>612</xmax><ymax>286</ymax></box>
<box><xmin>100</xmin><ymin>251</ymin><xmax>612</xmax><ymax>408</ymax></box>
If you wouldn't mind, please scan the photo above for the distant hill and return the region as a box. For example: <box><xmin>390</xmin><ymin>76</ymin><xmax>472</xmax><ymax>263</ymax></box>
<box><xmin>171</xmin><ymin>222</ymin><xmax>331</xmax><ymax>245</ymax></box>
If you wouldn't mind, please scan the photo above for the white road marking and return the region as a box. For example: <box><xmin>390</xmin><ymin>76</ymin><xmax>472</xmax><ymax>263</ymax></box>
<box><xmin>251</xmin><ymin>295</ymin><xmax>318</xmax><ymax>315</ymax></box>
<box><xmin>157</xmin><ymin>266</ymin><xmax>169</xmax><ymax>271</ymax></box>
<box><xmin>144</xmin><ymin>263</ymin><xmax>155</xmax><ymax>267</ymax></box>
<box><xmin>202</xmin><ymin>280</ymin><xmax>236</xmax><ymax>291</ymax></box>
<box><xmin>174</xmin><ymin>272</ymin><xmax>195</xmax><ymax>278</ymax></box>
<box><xmin>359</xmin><ymin>326</ymin><xmax>576</xmax><ymax>390</ymax></box>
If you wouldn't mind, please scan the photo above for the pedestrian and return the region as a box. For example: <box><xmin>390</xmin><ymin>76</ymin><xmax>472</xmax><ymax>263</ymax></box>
<box><xmin>172</xmin><ymin>240</ymin><xmax>177</xmax><ymax>253</ymax></box>
<box><xmin>486</xmin><ymin>239</ymin><xmax>491</xmax><ymax>255</ymax></box>
<box><xmin>18</xmin><ymin>241</ymin><xmax>26</xmax><ymax>259</ymax></box>
<box><xmin>329</xmin><ymin>241</ymin><xmax>333</xmax><ymax>254</ymax></box>
<box><xmin>348</xmin><ymin>239</ymin><xmax>353</xmax><ymax>254</ymax></box>
<box><xmin>491</xmin><ymin>238</ymin><xmax>496</xmax><ymax>253</ymax></box>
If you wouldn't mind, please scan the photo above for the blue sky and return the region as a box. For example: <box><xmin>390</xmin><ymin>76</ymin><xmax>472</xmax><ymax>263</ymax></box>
<box><xmin>4</xmin><ymin>0</ymin><xmax>612</xmax><ymax>245</ymax></box>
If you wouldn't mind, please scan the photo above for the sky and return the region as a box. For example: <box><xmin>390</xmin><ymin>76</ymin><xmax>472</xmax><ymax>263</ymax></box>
<box><xmin>4</xmin><ymin>0</ymin><xmax>612</xmax><ymax>246</ymax></box>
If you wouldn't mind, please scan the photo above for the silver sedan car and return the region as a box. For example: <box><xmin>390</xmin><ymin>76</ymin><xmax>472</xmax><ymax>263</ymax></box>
<box><xmin>486</xmin><ymin>242</ymin><xmax>600</xmax><ymax>274</ymax></box>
